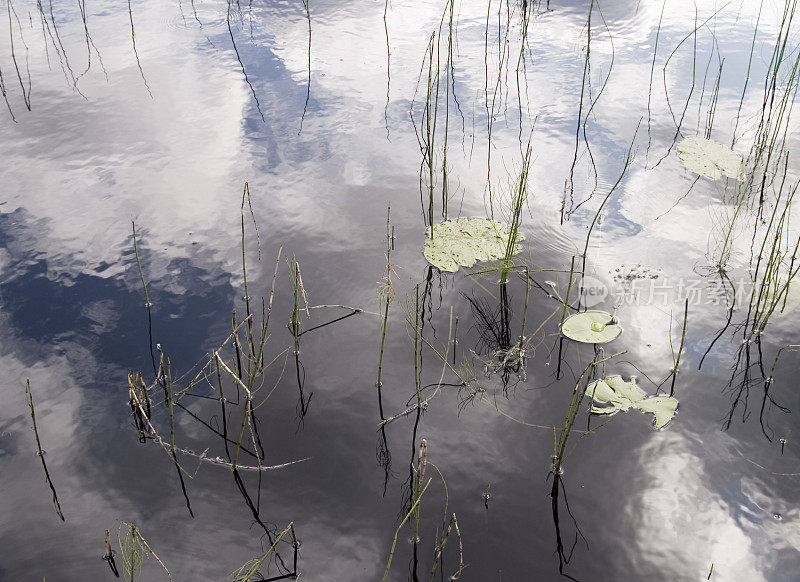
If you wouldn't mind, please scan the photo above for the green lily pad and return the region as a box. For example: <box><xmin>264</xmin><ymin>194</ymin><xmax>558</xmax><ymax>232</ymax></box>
<box><xmin>586</xmin><ymin>375</ymin><xmax>678</xmax><ymax>429</ymax></box>
<box><xmin>423</xmin><ymin>218</ymin><xmax>523</xmax><ymax>273</ymax></box>
<box><xmin>561</xmin><ymin>311</ymin><xmax>621</xmax><ymax>344</ymax></box>
<box><xmin>677</xmin><ymin>136</ymin><xmax>744</xmax><ymax>180</ymax></box>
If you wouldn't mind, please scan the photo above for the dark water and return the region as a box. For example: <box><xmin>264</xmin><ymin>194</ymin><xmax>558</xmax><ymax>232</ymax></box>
<box><xmin>1</xmin><ymin>0</ymin><xmax>799</xmax><ymax>580</ymax></box>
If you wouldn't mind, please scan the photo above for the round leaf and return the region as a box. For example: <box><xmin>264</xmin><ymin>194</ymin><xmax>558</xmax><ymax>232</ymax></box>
<box><xmin>561</xmin><ymin>311</ymin><xmax>621</xmax><ymax>344</ymax></box>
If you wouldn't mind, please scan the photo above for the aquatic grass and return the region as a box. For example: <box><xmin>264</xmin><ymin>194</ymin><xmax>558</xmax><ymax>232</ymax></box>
<box><xmin>127</xmin><ymin>0</ymin><xmax>151</xmax><ymax>97</ymax></box>
<box><xmin>483</xmin><ymin>0</ymin><xmax>518</xmax><ymax>219</ymax></box>
<box><xmin>131</xmin><ymin>221</ymin><xmax>156</xmax><ymax>377</ymax></box>
<box><xmin>668</xmin><ymin>298</ymin><xmax>689</xmax><ymax>398</ymax></box>
<box><xmin>758</xmin><ymin>344</ymin><xmax>800</xmax><ymax>439</ymax></box>
<box><xmin>410</xmin><ymin>18</ymin><xmax>456</xmax><ymax>237</ymax></box>
<box><xmin>565</xmin><ymin>0</ymin><xmax>617</xmax><ymax>218</ymax></box>
<box><xmin>385</xmin><ymin>291</ymin><xmax>467</xmax><ymax>425</ymax></box>
<box><xmin>701</xmin><ymin>2</ymin><xmax>800</xmax><ymax>409</ymax></box>
<box><xmin>382</xmin><ymin>475</ymin><xmax>432</xmax><ymax>582</ymax></box>
<box><xmin>382</xmin><ymin>440</ymin><xmax>463</xmax><ymax>582</ymax></box>
<box><xmin>437</xmin><ymin>0</ymin><xmax>457</xmax><ymax>219</ymax></box>
<box><xmin>227</xmin><ymin>522</ymin><xmax>299</xmax><ymax>582</ymax></box>
<box><xmin>551</xmin><ymin>349</ymin><xmax>624</xmax><ymax>481</ymax></box>
<box><xmin>645</xmin><ymin>0</ymin><xmax>668</xmax><ymax>163</ymax></box>
<box><xmin>382</xmin><ymin>0</ymin><xmax>390</xmax><ymax>137</ymax></box>
<box><xmin>6</xmin><ymin>0</ymin><xmax>32</xmax><ymax>111</ymax></box>
<box><xmin>157</xmin><ymin>343</ymin><xmax>194</xmax><ymax>517</ymax></box>
<box><xmin>725</xmin><ymin>0</ymin><xmax>800</xmax><ymax>221</ymax></box>
<box><xmin>376</xmin><ymin>207</ymin><xmax>395</xmax><ymax>491</ymax></box>
<box><xmin>573</xmin><ymin>122</ymin><xmax>639</xmax><ymax>319</ymax></box>
<box><xmin>24</xmin><ymin>379</ymin><xmax>65</xmax><ymax>521</ymax></box>
<box><xmin>226</xmin><ymin>0</ymin><xmax>264</xmax><ymax>121</ymax></box>
<box><xmin>288</xmin><ymin>255</ymin><xmax>312</xmax><ymax>416</ymax></box>
<box><xmin>425</xmin><ymin>452</ymin><xmax>465</xmax><ymax>581</ymax></box>
<box><xmin>429</xmin><ymin>512</ymin><xmax>464</xmax><ymax>581</ymax></box>
<box><xmin>412</xmin><ymin>438</ymin><xmax>428</xmax><ymax>557</ymax></box>
<box><xmin>701</xmin><ymin>58</ymin><xmax>724</xmax><ymax>139</ymax></box>
<box><xmin>560</xmin><ymin>256</ymin><xmax>577</xmax><ymax>328</ymax></box>
<box><xmin>299</xmin><ymin>0</ymin><xmax>311</xmax><ymax>133</ymax></box>
<box><xmin>731</xmin><ymin>0</ymin><xmax>764</xmax><ymax>147</ymax></box>
<box><xmin>117</xmin><ymin>522</ymin><xmax>171</xmax><ymax>582</ymax></box>
<box><xmin>500</xmin><ymin>143</ymin><xmax>531</xmax><ymax>286</ymax></box>
<box><xmin>549</xmin><ymin>348</ymin><xmax>623</xmax><ymax>579</ymax></box>
<box><xmin>127</xmin><ymin>354</ymin><xmax>303</xmax><ymax>474</ymax></box>
<box><xmin>710</xmin><ymin>160</ymin><xmax>800</xmax><ymax>434</ymax></box>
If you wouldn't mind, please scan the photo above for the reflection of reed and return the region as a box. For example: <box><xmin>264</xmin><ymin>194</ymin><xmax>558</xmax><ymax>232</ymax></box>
<box><xmin>226</xmin><ymin>0</ymin><xmax>264</xmax><ymax>120</ymax></box>
<box><xmin>127</xmin><ymin>0</ymin><xmax>152</xmax><ymax>97</ymax></box>
<box><xmin>549</xmin><ymin>350</ymin><xmax>623</xmax><ymax>579</ymax></box>
<box><xmin>376</xmin><ymin>207</ymin><xmax>394</xmax><ymax>494</ymax></box>
<box><xmin>25</xmin><ymin>379</ymin><xmax>65</xmax><ymax>521</ymax></box>
<box><xmin>299</xmin><ymin>0</ymin><xmax>311</xmax><ymax>134</ymax></box>
<box><xmin>227</xmin><ymin>521</ymin><xmax>299</xmax><ymax>582</ymax></box>
<box><xmin>288</xmin><ymin>255</ymin><xmax>313</xmax><ymax>417</ymax></box>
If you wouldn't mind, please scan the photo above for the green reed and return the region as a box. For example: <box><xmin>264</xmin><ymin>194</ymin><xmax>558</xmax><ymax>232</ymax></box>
<box><xmin>552</xmin><ymin>349</ymin><xmax>623</xmax><ymax>482</ymax></box>
<box><xmin>117</xmin><ymin>522</ymin><xmax>171</xmax><ymax>582</ymax></box>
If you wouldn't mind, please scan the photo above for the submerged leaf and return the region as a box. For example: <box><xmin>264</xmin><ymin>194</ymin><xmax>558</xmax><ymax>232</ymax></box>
<box><xmin>586</xmin><ymin>375</ymin><xmax>678</xmax><ymax>429</ymax></box>
<box><xmin>677</xmin><ymin>136</ymin><xmax>744</xmax><ymax>180</ymax></box>
<box><xmin>561</xmin><ymin>311</ymin><xmax>621</xmax><ymax>344</ymax></box>
<box><xmin>423</xmin><ymin>218</ymin><xmax>523</xmax><ymax>272</ymax></box>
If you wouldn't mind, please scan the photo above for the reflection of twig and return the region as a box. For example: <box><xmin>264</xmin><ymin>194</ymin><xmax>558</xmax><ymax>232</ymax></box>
<box><xmin>299</xmin><ymin>0</ymin><xmax>311</xmax><ymax>134</ymax></box>
<box><xmin>7</xmin><ymin>0</ymin><xmax>32</xmax><ymax>110</ymax></box>
<box><xmin>550</xmin><ymin>474</ymin><xmax>585</xmax><ymax>582</ymax></box>
<box><xmin>128</xmin><ymin>372</ymin><xmax>307</xmax><ymax>472</ymax></box>
<box><xmin>127</xmin><ymin>0</ymin><xmax>152</xmax><ymax>97</ymax></box>
<box><xmin>103</xmin><ymin>529</ymin><xmax>120</xmax><ymax>578</ymax></box>
<box><xmin>227</xmin><ymin>522</ymin><xmax>299</xmax><ymax>582</ymax></box>
<box><xmin>25</xmin><ymin>379</ymin><xmax>65</xmax><ymax>521</ymax></box>
<box><xmin>226</xmin><ymin>0</ymin><xmax>264</xmax><ymax>121</ymax></box>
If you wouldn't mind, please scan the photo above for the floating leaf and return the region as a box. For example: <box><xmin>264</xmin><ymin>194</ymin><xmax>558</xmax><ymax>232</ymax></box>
<box><xmin>423</xmin><ymin>218</ymin><xmax>523</xmax><ymax>272</ymax></box>
<box><xmin>636</xmin><ymin>396</ymin><xmax>679</xmax><ymax>430</ymax></box>
<box><xmin>561</xmin><ymin>311</ymin><xmax>621</xmax><ymax>344</ymax></box>
<box><xmin>586</xmin><ymin>375</ymin><xmax>678</xmax><ymax>429</ymax></box>
<box><xmin>677</xmin><ymin>136</ymin><xmax>744</xmax><ymax>180</ymax></box>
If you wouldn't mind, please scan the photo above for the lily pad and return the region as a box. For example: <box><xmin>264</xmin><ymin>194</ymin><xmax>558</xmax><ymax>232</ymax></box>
<box><xmin>677</xmin><ymin>136</ymin><xmax>744</xmax><ymax>180</ymax></box>
<box><xmin>423</xmin><ymin>218</ymin><xmax>523</xmax><ymax>273</ymax></box>
<box><xmin>561</xmin><ymin>311</ymin><xmax>621</xmax><ymax>344</ymax></box>
<box><xmin>586</xmin><ymin>375</ymin><xmax>678</xmax><ymax>429</ymax></box>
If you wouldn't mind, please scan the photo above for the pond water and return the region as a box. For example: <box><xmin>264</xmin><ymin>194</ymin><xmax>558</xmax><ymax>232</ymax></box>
<box><xmin>1</xmin><ymin>0</ymin><xmax>799</xmax><ymax>580</ymax></box>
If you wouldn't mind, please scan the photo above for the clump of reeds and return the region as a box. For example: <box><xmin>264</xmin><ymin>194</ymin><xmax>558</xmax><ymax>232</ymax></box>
<box><xmin>381</xmin><ymin>439</ymin><xmax>464</xmax><ymax>582</ymax></box>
